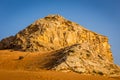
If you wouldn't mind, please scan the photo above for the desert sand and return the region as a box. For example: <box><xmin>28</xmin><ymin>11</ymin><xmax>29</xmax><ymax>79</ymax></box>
<box><xmin>0</xmin><ymin>50</ymin><xmax>119</xmax><ymax>80</ymax></box>
<box><xmin>0</xmin><ymin>70</ymin><xmax>120</xmax><ymax>80</ymax></box>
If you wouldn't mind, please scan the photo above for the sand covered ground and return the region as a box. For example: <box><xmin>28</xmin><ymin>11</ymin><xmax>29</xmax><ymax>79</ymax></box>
<box><xmin>0</xmin><ymin>70</ymin><xmax>119</xmax><ymax>80</ymax></box>
<box><xmin>0</xmin><ymin>50</ymin><xmax>119</xmax><ymax>80</ymax></box>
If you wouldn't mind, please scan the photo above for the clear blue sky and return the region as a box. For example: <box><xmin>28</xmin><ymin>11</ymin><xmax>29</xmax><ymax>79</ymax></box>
<box><xmin>0</xmin><ymin>0</ymin><xmax>120</xmax><ymax>65</ymax></box>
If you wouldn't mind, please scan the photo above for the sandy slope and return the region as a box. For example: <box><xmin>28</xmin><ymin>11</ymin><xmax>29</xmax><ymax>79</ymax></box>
<box><xmin>0</xmin><ymin>50</ymin><xmax>119</xmax><ymax>80</ymax></box>
<box><xmin>0</xmin><ymin>70</ymin><xmax>120</xmax><ymax>80</ymax></box>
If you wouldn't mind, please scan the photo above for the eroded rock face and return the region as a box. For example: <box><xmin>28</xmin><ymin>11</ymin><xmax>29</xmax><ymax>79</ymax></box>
<box><xmin>50</xmin><ymin>44</ymin><xmax>120</xmax><ymax>76</ymax></box>
<box><xmin>0</xmin><ymin>14</ymin><xmax>119</xmax><ymax>76</ymax></box>
<box><xmin>0</xmin><ymin>14</ymin><xmax>113</xmax><ymax>62</ymax></box>
<box><xmin>0</xmin><ymin>36</ymin><xmax>15</xmax><ymax>49</ymax></box>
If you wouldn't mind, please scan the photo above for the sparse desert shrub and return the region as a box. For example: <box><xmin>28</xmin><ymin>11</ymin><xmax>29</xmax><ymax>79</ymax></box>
<box><xmin>18</xmin><ymin>56</ymin><xmax>24</xmax><ymax>60</ymax></box>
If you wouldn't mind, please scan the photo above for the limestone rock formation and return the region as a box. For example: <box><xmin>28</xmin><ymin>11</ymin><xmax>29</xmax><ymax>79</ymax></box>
<box><xmin>0</xmin><ymin>14</ymin><xmax>113</xmax><ymax>62</ymax></box>
<box><xmin>0</xmin><ymin>14</ymin><xmax>120</xmax><ymax>76</ymax></box>
<box><xmin>48</xmin><ymin>44</ymin><xmax>120</xmax><ymax>76</ymax></box>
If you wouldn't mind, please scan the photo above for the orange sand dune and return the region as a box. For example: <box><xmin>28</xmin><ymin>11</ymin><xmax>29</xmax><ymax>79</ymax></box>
<box><xmin>0</xmin><ymin>50</ymin><xmax>119</xmax><ymax>80</ymax></box>
<box><xmin>0</xmin><ymin>70</ymin><xmax>119</xmax><ymax>80</ymax></box>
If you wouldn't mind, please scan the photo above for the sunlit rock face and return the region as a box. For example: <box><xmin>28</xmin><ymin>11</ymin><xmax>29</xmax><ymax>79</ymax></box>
<box><xmin>0</xmin><ymin>15</ymin><xmax>113</xmax><ymax>62</ymax></box>
<box><xmin>50</xmin><ymin>44</ymin><xmax>120</xmax><ymax>75</ymax></box>
<box><xmin>1</xmin><ymin>15</ymin><xmax>119</xmax><ymax>76</ymax></box>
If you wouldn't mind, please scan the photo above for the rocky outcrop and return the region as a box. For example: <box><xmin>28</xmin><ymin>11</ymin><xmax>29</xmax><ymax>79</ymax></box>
<box><xmin>0</xmin><ymin>14</ymin><xmax>113</xmax><ymax>62</ymax></box>
<box><xmin>0</xmin><ymin>14</ymin><xmax>119</xmax><ymax>76</ymax></box>
<box><xmin>0</xmin><ymin>36</ymin><xmax>15</xmax><ymax>49</ymax></box>
<box><xmin>49</xmin><ymin>44</ymin><xmax>120</xmax><ymax>76</ymax></box>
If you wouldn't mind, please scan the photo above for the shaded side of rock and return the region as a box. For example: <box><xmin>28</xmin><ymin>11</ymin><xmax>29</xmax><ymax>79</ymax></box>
<box><xmin>0</xmin><ymin>36</ymin><xmax>15</xmax><ymax>49</ymax></box>
<box><xmin>44</xmin><ymin>43</ymin><xmax>120</xmax><ymax>76</ymax></box>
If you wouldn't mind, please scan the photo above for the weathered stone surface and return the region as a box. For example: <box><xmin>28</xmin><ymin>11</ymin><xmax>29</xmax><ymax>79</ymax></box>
<box><xmin>50</xmin><ymin>44</ymin><xmax>120</xmax><ymax>76</ymax></box>
<box><xmin>0</xmin><ymin>14</ymin><xmax>119</xmax><ymax>76</ymax></box>
<box><xmin>0</xmin><ymin>36</ymin><xmax>15</xmax><ymax>49</ymax></box>
<box><xmin>0</xmin><ymin>14</ymin><xmax>113</xmax><ymax>62</ymax></box>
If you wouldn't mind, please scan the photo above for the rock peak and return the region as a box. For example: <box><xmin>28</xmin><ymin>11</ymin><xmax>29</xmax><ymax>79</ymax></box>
<box><xmin>0</xmin><ymin>15</ymin><xmax>113</xmax><ymax>62</ymax></box>
<box><xmin>0</xmin><ymin>14</ymin><xmax>120</xmax><ymax>76</ymax></box>
<box><xmin>32</xmin><ymin>14</ymin><xmax>67</xmax><ymax>29</ymax></box>
<box><xmin>44</xmin><ymin>14</ymin><xmax>65</xmax><ymax>20</ymax></box>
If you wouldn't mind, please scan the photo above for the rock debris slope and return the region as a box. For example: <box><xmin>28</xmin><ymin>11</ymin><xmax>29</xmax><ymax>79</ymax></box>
<box><xmin>48</xmin><ymin>44</ymin><xmax>120</xmax><ymax>76</ymax></box>
<box><xmin>0</xmin><ymin>14</ymin><xmax>120</xmax><ymax>76</ymax></box>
